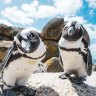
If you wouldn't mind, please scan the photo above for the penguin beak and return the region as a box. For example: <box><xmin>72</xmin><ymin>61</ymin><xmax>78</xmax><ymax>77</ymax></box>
<box><xmin>67</xmin><ymin>27</ymin><xmax>75</xmax><ymax>36</ymax></box>
<box><xmin>62</xmin><ymin>26</ymin><xmax>75</xmax><ymax>37</ymax></box>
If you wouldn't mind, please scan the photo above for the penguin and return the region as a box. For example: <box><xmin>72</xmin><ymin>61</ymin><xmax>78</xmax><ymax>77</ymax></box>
<box><xmin>0</xmin><ymin>28</ymin><xmax>46</xmax><ymax>95</ymax></box>
<box><xmin>58</xmin><ymin>21</ymin><xmax>92</xmax><ymax>84</ymax></box>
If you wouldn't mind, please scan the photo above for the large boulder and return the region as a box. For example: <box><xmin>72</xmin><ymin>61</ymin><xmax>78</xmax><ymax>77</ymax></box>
<box><xmin>0</xmin><ymin>41</ymin><xmax>12</xmax><ymax>62</ymax></box>
<box><xmin>45</xmin><ymin>57</ymin><xmax>63</xmax><ymax>72</ymax></box>
<box><xmin>0</xmin><ymin>23</ymin><xmax>23</xmax><ymax>62</ymax></box>
<box><xmin>41</xmin><ymin>18</ymin><xmax>64</xmax><ymax>72</ymax></box>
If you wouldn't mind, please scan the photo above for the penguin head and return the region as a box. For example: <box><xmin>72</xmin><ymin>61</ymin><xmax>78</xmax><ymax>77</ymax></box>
<box><xmin>14</xmin><ymin>28</ymin><xmax>40</xmax><ymax>53</ymax></box>
<box><xmin>62</xmin><ymin>21</ymin><xmax>83</xmax><ymax>41</ymax></box>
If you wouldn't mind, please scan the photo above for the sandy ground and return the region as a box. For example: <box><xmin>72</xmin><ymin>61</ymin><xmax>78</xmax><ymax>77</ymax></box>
<box><xmin>27</xmin><ymin>71</ymin><xmax>96</xmax><ymax>96</ymax></box>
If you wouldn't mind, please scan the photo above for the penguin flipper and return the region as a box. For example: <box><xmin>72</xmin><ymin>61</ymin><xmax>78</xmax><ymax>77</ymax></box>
<box><xmin>0</xmin><ymin>42</ymin><xmax>16</xmax><ymax>73</ymax></box>
<box><xmin>87</xmin><ymin>48</ymin><xmax>92</xmax><ymax>76</ymax></box>
<box><xmin>81</xmin><ymin>25</ymin><xmax>90</xmax><ymax>46</ymax></box>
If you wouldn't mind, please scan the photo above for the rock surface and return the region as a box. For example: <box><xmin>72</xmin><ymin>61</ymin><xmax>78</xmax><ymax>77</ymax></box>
<box><xmin>41</xmin><ymin>18</ymin><xmax>64</xmax><ymax>72</ymax></box>
<box><xmin>45</xmin><ymin>57</ymin><xmax>63</xmax><ymax>72</ymax></box>
<box><xmin>41</xmin><ymin>18</ymin><xmax>64</xmax><ymax>41</ymax></box>
<box><xmin>0</xmin><ymin>23</ymin><xmax>23</xmax><ymax>61</ymax></box>
<box><xmin>0</xmin><ymin>72</ymin><xmax>96</xmax><ymax>96</ymax></box>
<box><xmin>0</xmin><ymin>23</ymin><xmax>23</xmax><ymax>40</ymax></box>
<box><xmin>41</xmin><ymin>18</ymin><xmax>64</xmax><ymax>61</ymax></box>
<box><xmin>28</xmin><ymin>72</ymin><xmax>96</xmax><ymax>96</ymax></box>
<box><xmin>0</xmin><ymin>41</ymin><xmax>12</xmax><ymax>62</ymax></box>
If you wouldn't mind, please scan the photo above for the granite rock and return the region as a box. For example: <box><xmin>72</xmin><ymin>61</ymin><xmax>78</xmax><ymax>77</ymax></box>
<box><xmin>0</xmin><ymin>23</ymin><xmax>23</xmax><ymax>40</ymax></box>
<box><xmin>41</xmin><ymin>18</ymin><xmax>64</xmax><ymax>72</ymax></box>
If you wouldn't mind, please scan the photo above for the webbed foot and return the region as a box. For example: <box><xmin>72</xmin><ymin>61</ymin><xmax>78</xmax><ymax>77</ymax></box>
<box><xmin>16</xmin><ymin>86</ymin><xmax>36</xmax><ymax>96</ymax></box>
<box><xmin>2</xmin><ymin>89</ymin><xmax>17</xmax><ymax>96</ymax></box>
<box><xmin>71</xmin><ymin>77</ymin><xmax>86</xmax><ymax>85</ymax></box>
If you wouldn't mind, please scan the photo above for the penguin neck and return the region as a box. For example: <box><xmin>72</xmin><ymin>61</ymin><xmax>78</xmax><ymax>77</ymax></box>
<box><xmin>59</xmin><ymin>37</ymin><xmax>82</xmax><ymax>49</ymax></box>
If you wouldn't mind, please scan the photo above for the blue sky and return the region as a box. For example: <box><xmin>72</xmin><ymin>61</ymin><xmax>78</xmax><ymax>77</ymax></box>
<box><xmin>0</xmin><ymin>0</ymin><xmax>96</xmax><ymax>64</ymax></box>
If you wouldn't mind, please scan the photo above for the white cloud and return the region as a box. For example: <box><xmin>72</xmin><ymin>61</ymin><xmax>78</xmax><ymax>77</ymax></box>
<box><xmin>35</xmin><ymin>5</ymin><xmax>57</xmax><ymax>18</ymax></box>
<box><xmin>64</xmin><ymin>16</ymin><xmax>87</xmax><ymax>24</ymax></box>
<box><xmin>21</xmin><ymin>0</ymin><xmax>38</xmax><ymax>15</ymax></box>
<box><xmin>90</xmin><ymin>44</ymin><xmax>96</xmax><ymax>51</ymax></box>
<box><xmin>0</xmin><ymin>19</ymin><xmax>12</xmax><ymax>26</ymax></box>
<box><xmin>1</xmin><ymin>0</ymin><xmax>83</xmax><ymax>25</ymax></box>
<box><xmin>24</xmin><ymin>27</ymin><xmax>40</xmax><ymax>33</ymax></box>
<box><xmin>86</xmin><ymin>0</ymin><xmax>96</xmax><ymax>8</ymax></box>
<box><xmin>90</xmin><ymin>44</ymin><xmax>96</xmax><ymax>62</ymax></box>
<box><xmin>54</xmin><ymin>0</ymin><xmax>83</xmax><ymax>16</ymax></box>
<box><xmin>21</xmin><ymin>0</ymin><xmax>57</xmax><ymax>18</ymax></box>
<box><xmin>3</xmin><ymin>0</ymin><xmax>12</xmax><ymax>4</ymax></box>
<box><xmin>21</xmin><ymin>1</ymin><xmax>57</xmax><ymax>18</ymax></box>
<box><xmin>84</xmin><ymin>23</ymin><xmax>96</xmax><ymax>39</ymax></box>
<box><xmin>35</xmin><ymin>0</ymin><xmax>83</xmax><ymax>18</ymax></box>
<box><xmin>89</xmin><ymin>10</ymin><xmax>94</xmax><ymax>15</ymax></box>
<box><xmin>1</xmin><ymin>7</ymin><xmax>34</xmax><ymax>25</ymax></box>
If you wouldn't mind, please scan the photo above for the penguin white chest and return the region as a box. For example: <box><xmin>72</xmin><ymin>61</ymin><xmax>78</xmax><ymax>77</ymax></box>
<box><xmin>2</xmin><ymin>57</ymin><xmax>43</xmax><ymax>89</ymax></box>
<box><xmin>3</xmin><ymin>57</ymin><xmax>43</xmax><ymax>79</ymax></box>
<box><xmin>60</xmin><ymin>50</ymin><xmax>86</xmax><ymax>71</ymax></box>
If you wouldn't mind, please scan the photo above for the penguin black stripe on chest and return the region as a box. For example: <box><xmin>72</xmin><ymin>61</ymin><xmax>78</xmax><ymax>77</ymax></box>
<box><xmin>59</xmin><ymin>38</ymin><xmax>88</xmax><ymax>65</ymax></box>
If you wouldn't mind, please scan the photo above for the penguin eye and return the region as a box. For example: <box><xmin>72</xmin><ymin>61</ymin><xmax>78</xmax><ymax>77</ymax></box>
<box><xmin>64</xmin><ymin>26</ymin><xmax>68</xmax><ymax>30</ymax></box>
<box><xmin>27</xmin><ymin>34</ymin><xmax>32</xmax><ymax>38</ymax></box>
<box><xmin>17</xmin><ymin>34</ymin><xmax>23</xmax><ymax>43</ymax></box>
<box><xmin>31</xmin><ymin>33</ymin><xmax>37</xmax><ymax>38</ymax></box>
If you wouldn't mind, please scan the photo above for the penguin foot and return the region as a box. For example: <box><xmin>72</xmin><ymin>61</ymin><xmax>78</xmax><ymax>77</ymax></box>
<box><xmin>2</xmin><ymin>89</ymin><xmax>17</xmax><ymax>96</ymax></box>
<box><xmin>71</xmin><ymin>77</ymin><xmax>86</xmax><ymax>85</ymax></box>
<box><xmin>59</xmin><ymin>73</ymin><xmax>71</xmax><ymax>79</ymax></box>
<box><xmin>16</xmin><ymin>86</ymin><xmax>36</xmax><ymax>96</ymax></box>
<box><xmin>2</xmin><ymin>86</ymin><xmax>36</xmax><ymax>96</ymax></box>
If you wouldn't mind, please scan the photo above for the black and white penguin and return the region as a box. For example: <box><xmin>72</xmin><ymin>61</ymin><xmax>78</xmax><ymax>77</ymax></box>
<box><xmin>58</xmin><ymin>21</ymin><xmax>92</xmax><ymax>84</ymax></box>
<box><xmin>0</xmin><ymin>28</ymin><xmax>46</xmax><ymax>95</ymax></box>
